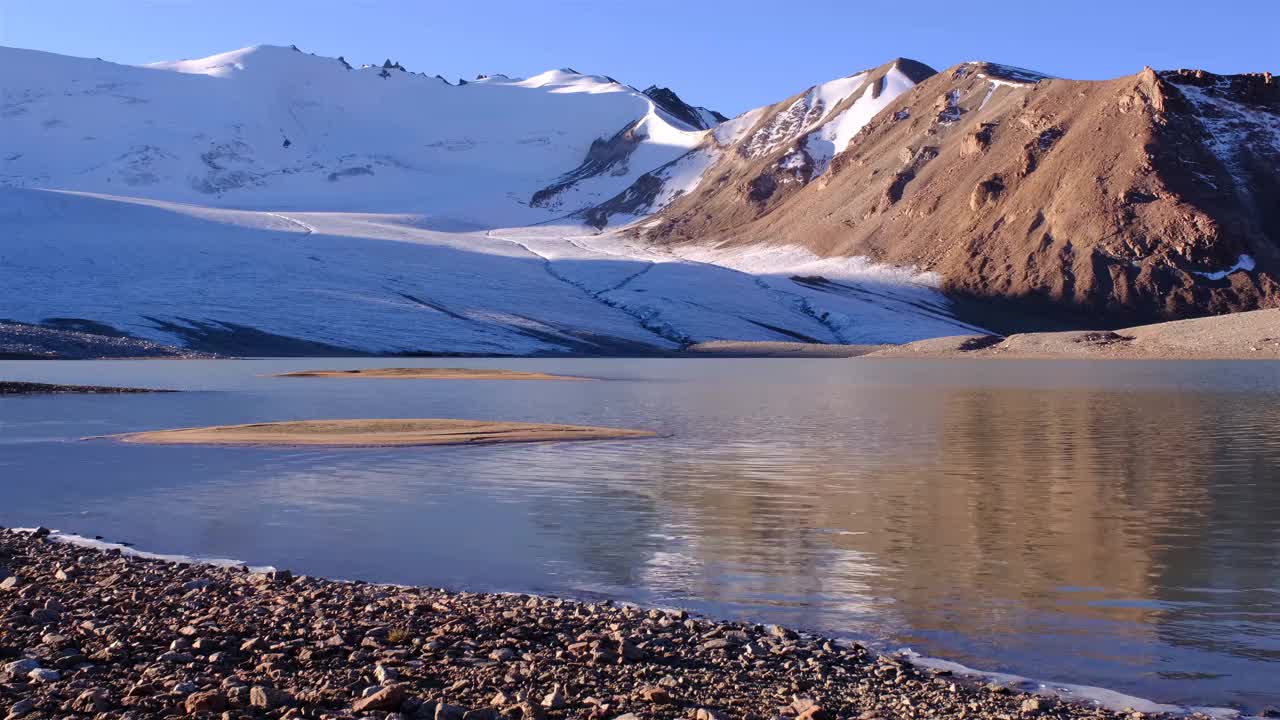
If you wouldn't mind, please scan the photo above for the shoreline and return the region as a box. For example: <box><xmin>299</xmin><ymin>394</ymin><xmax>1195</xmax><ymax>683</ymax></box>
<box><xmin>4</xmin><ymin>311</ymin><xmax>1278</xmax><ymax>363</ymax></box>
<box><xmin>0</xmin><ymin>529</ymin><xmax>1221</xmax><ymax>720</ymax></box>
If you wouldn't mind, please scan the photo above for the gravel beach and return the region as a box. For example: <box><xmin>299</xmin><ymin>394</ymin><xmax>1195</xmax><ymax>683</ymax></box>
<box><xmin>0</xmin><ymin>382</ymin><xmax>171</xmax><ymax>396</ymax></box>
<box><xmin>0</xmin><ymin>529</ymin><xmax>1197</xmax><ymax>720</ymax></box>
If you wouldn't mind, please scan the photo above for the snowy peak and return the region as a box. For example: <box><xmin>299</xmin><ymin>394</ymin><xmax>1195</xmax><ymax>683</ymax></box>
<box><xmin>144</xmin><ymin>44</ymin><xmax>324</xmax><ymax>77</ymax></box>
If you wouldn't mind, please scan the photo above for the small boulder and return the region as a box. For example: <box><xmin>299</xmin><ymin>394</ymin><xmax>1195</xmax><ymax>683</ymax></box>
<box><xmin>185</xmin><ymin>690</ymin><xmax>228</xmax><ymax>714</ymax></box>
<box><xmin>69</xmin><ymin>689</ymin><xmax>112</xmax><ymax>713</ymax></box>
<box><xmin>638</xmin><ymin>686</ymin><xmax>673</xmax><ymax>704</ymax></box>
<box><xmin>489</xmin><ymin>647</ymin><xmax>517</xmax><ymax>662</ymax></box>
<box><xmin>249</xmin><ymin>686</ymin><xmax>295</xmax><ymax>710</ymax></box>
<box><xmin>5</xmin><ymin>698</ymin><xmax>35</xmax><ymax>718</ymax></box>
<box><xmin>3</xmin><ymin>659</ymin><xmax>40</xmax><ymax>677</ymax></box>
<box><xmin>27</xmin><ymin>668</ymin><xmax>60</xmax><ymax>683</ymax></box>
<box><xmin>352</xmin><ymin>685</ymin><xmax>406</xmax><ymax>713</ymax></box>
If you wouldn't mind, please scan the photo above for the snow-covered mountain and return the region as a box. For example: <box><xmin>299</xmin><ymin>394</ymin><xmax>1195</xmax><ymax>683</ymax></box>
<box><xmin>0</xmin><ymin>44</ymin><xmax>712</xmax><ymax>225</ymax></box>
<box><xmin>1</xmin><ymin>45</ymin><xmax>982</xmax><ymax>355</ymax></box>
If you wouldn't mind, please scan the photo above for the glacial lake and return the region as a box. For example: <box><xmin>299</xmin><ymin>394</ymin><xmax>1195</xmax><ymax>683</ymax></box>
<box><xmin>2</xmin><ymin>358</ymin><xmax>1278</xmax><ymax>711</ymax></box>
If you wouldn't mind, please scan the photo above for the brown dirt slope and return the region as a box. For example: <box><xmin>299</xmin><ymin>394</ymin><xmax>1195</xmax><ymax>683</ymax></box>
<box><xmin>644</xmin><ymin>62</ymin><xmax>1280</xmax><ymax>330</ymax></box>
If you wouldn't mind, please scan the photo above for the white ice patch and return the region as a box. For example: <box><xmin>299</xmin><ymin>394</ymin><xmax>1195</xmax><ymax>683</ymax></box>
<box><xmin>1194</xmin><ymin>254</ymin><xmax>1256</xmax><ymax>280</ymax></box>
<box><xmin>17</xmin><ymin>528</ymin><xmax>269</xmax><ymax>571</ymax></box>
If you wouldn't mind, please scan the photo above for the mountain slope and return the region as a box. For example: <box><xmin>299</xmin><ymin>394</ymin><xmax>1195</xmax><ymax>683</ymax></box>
<box><xmin>0</xmin><ymin>44</ymin><xmax>708</xmax><ymax>227</ymax></box>
<box><xmin>583</xmin><ymin>58</ymin><xmax>935</xmax><ymax>229</ymax></box>
<box><xmin>642</xmin><ymin>62</ymin><xmax>1280</xmax><ymax>329</ymax></box>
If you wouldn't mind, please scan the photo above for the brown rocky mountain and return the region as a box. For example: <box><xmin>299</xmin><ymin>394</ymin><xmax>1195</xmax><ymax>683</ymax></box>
<box><xmin>628</xmin><ymin>61</ymin><xmax>1280</xmax><ymax>331</ymax></box>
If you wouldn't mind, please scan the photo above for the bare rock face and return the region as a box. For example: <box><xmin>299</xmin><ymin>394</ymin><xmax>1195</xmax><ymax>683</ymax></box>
<box><xmin>642</xmin><ymin>60</ymin><xmax>1280</xmax><ymax>331</ymax></box>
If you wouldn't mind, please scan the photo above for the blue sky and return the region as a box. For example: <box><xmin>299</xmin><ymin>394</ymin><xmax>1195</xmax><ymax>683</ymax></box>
<box><xmin>2</xmin><ymin>0</ymin><xmax>1276</xmax><ymax>116</ymax></box>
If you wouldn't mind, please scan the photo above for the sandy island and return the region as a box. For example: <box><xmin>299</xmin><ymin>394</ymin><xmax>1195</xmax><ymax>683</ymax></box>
<box><xmin>105</xmin><ymin>418</ymin><xmax>655</xmax><ymax>447</ymax></box>
<box><xmin>273</xmin><ymin>368</ymin><xmax>593</xmax><ymax>381</ymax></box>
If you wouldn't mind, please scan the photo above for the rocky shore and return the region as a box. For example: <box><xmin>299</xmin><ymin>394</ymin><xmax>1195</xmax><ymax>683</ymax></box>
<box><xmin>1</xmin><ymin>529</ymin><xmax>1190</xmax><ymax>720</ymax></box>
<box><xmin>0</xmin><ymin>382</ymin><xmax>171</xmax><ymax>396</ymax></box>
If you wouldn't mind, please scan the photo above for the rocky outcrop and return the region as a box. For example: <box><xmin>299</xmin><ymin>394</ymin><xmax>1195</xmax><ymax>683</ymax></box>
<box><xmin>642</xmin><ymin>86</ymin><xmax>728</xmax><ymax>130</ymax></box>
<box><xmin>531</xmin><ymin>121</ymin><xmax>645</xmax><ymax>210</ymax></box>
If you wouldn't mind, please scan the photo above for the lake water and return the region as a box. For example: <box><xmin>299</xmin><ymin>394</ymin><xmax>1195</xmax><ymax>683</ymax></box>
<box><xmin>2</xmin><ymin>358</ymin><xmax>1278</xmax><ymax>712</ymax></box>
